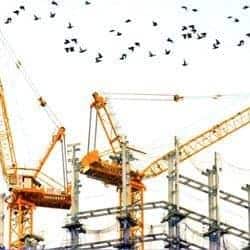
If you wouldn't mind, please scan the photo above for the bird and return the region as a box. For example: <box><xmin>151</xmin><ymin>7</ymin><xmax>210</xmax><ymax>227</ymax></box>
<box><xmin>148</xmin><ymin>51</ymin><xmax>156</xmax><ymax>57</ymax></box>
<box><xmin>134</xmin><ymin>42</ymin><xmax>140</xmax><ymax>47</ymax></box>
<box><xmin>33</xmin><ymin>15</ymin><xmax>41</xmax><ymax>21</ymax></box>
<box><xmin>19</xmin><ymin>5</ymin><xmax>25</xmax><ymax>10</ymax></box>
<box><xmin>97</xmin><ymin>52</ymin><xmax>103</xmax><ymax>58</ymax></box>
<box><xmin>128</xmin><ymin>46</ymin><xmax>135</xmax><ymax>52</ymax></box>
<box><xmin>51</xmin><ymin>1</ymin><xmax>58</xmax><ymax>6</ymax></box>
<box><xmin>234</xmin><ymin>18</ymin><xmax>240</xmax><ymax>22</ymax></box>
<box><xmin>64</xmin><ymin>39</ymin><xmax>70</xmax><ymax>45</ymax></box>
<box><xmin>79</xmin><ymin>47</ymin><xmax>87</xmax><ymax>53</ymax></box>
<box><xmin>197</xmin><ymin>34</ymin><xmax>202</xmax><ymax>40</ymax></box>
<box><xmin>192</xmin><ymin>8</ymin><xmax>198</xmax><ymax>12</ymax></box>
<box><xmin>215</xmin><ymin>39</ymin><xmax>220</xmax><ymax>45</ymax></box>
<box><xmin>71</xmin><ymin>38</ymin><xmax>78</xmax><ymax>44</ymax></box>
<box><xmin>182</xmin><ymin>34</ymin><xmax>188</xmax><ymax>39</ymax></box>
<box><xmin>227</xmin><ymin>16</ymin><xmax>233</xmax><ymax>19</ymax></box>
<box><xmin>95</xmin><ymin>57</ymin><xmax>102</xmax><ymax>63</ymax></box>
<box><xmin>69</xmin><ymin>47</ymin><xmax>75</xmax><ymax>52</ymax></box>
<box><xmin>166</xmin><ymin>38</ymin><xmax>174</xmax><ymax>43</ymax></box>
<box><xmin>237</xmin><ymin>40</ymin><xmax>245</xmax><ymax>46</ymax></box>
<box><xmin>125</xmin><ymin>19</ymin><xmax>132</xmax><ymax>23</ymax></box>
<box><xmin>182</xmin><ymin>59</ymin><xmax>188</xmax><ymax>66</ymax></box>
<box><xmin>109</xmin><ymin>29</ymin><xmax>115</xmax><ymax>33</ymax></box>
<box><xmin>182</xmin><ymin>26</ymin><xmax>187</xmax><ymax>31</ymax></box>
<box><xmin>243</xmin><ymin>5</ymin><xmax>250</xmax><ymax>10</ymax></box>
<box><xmin>164</xmin><ymin>49</ymin><xmax>171</xmax><ymax>55</ymax></box>
<box><xmin>181</xmin><ymin>6</ymin><xmax>188</xmax><ymax>11</ymax></box>
<box><xmin>67</xmin><ymin>22</ymin><xmax>73</xmax><ymax>29</ymax></box>
<box><xmin>201</xmin><ymin>32</ymin><xmax>207</xmax><ymax>38</ymax></box>
<box><xmin>13</xmin><ymin>10</ymin><xmax>20</xmax><ymax>15</ymax></box>
<box><xmin>246</xmin><ymin>33</ymin><xmax>250</xmax><ymax>37</ymax></box>
<box><xmin>152</xmin><ymin>21</ymin><xmax>158</xmax><ymax>27</ymax></box>
<box><xmin>187</xmin><ymin>33</ymin><xmax>192</xmax><ymax>39</ymax></box>
<box><xmin>189</xmin><ymin>24</ymin><xmax>195</xmax><ymax>29</ymax></box>
<box><xmin>120</xmin><ymin>53</ymin><xmax>127</xmax><ymax>60</ymax></box>
<box><xmin>191</xmin><ymin>28</ymin><xmax>197</xmax><ymax>33</ymax></box>
<box><xmin>65</xmin><ymin>47</ymin><xmax>73</xmax><ymax>53</ymax></box>
<box><xmin>49</xmin><ymin>12</ymin><xmax>56</xmax><ymax>18</ymax></box>
<box><xmin>212</xmin><ymin>43</ymin><xmax>219</xmax><ymax>49</ymax></box>
<box><xmin>116</xmin><ymin>32</ymin><xmax>122</xmax><ymax>36</ymax></box>
<box><xmin>4</xmin><ymin>17</ymin><xmax>12</xmax><ymax>24</ymax></box>
<box><xmin>85</xmin><ymin>1</ymin><xmax>91</xmax><ymax>5</ymax></box>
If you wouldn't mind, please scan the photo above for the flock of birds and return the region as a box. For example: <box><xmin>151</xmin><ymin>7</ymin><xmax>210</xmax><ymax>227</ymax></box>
<box><xmin>3</xmin><ymin>1</ymin><xmax>250</xmax><ymax>65</ymax></box>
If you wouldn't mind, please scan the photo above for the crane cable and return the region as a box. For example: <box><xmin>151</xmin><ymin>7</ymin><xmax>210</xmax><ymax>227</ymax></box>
<box><xmin>0</xmin><ymin>27</ymin><xmax>61</xmax><ymax>128</ymax></box>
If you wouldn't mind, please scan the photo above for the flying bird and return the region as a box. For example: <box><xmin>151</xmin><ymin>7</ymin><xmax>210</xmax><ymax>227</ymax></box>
<box><xmin>128</xmin><ymin>46</ymin><xmax>135</xmax><ymax>52</ymax></box>
<box><xmin>166</xmin><ymin>38</ymin><xmax>174</xmax><ymax>43</ymax></box>
<box><xmin>243</xmin><ymin>5</ymin><xmax>250</xmax><ymax>10</ymax></box>
<box><xmin>237</xmin><ymin>40</ymin><xmax>245</xmax><ymax>46</ymax></box>
<box><xmin>71</xmin><ymin>38</ymin><xmax>78</xmax><ymax>44</ymax></box>
<box><xmin>4</xmin><ymin>17</ymin><xmax>12</xmax><ymax>24</ymax></box>
<box><xmin>85</xmin><ymin>1</ymin><xmax>91</xmax><ymax>5</ymax></box>
<box><xmin>212</xmin><ymin>43</ymin><xmax>219</xmax><ymax>49</ymax></box>
<box><xmin>181</xmin><ymin>6</ymin><xmax>188</xmax><ymax>11</ymax></box>
<box><xmin>51</xmin><ymin>1</ymin><xmax>58</xmax><ymax>6</ymax></box>
<box><xmin>19</xmin><ymin>5</ymin><xmax>25</xmax><ymax>10</ymax></box>
<box><xmin>116</xmin><ymin>32</ymin><xmax>122</xmax><ymax>36</ymax></box>
<box><xmin>215</xmin><ymin>39</ymin><xmax>220</xmax><ymax>45</ymax></box>
<box><xmin>227</xmin><ymin>16</ymin><xmax>233</xmax><ymax>19</ymax></box>
<box><xmin>246</xmin><ymin>33</ymin><xmax>250</xmax><ymax>37</ymax></box>
<box><xmin>182</xmin><ymin>26</ymin><xmax>187</xmax><ymax>31</ymax></box>
<box><xmin>125</xmin><ymin>19</ymin><xmax>132</xmax><ymax>23</ymax></box>
<box><xmin>182</xmin><ymin>59</ymin><xmax>188</xmax><ymax>66</ymax></box>
<box><xmin>50</xmin><ymin>12</ymin><xmax>56</xmax><ymax>18</ymax></box>
<box><xmin>13</xmin><ymin>10</ymin><xmax>20</xmax><ymax>15</ymax></box>
<box><xmin>79</xmin><ymin>47</ymin><xmax>87</xmax><ymax>53</ymax></box>
<box><xmin>234</xmin><ymin>18</ymin><xmax>240</xmax><ymax>22</ymax></box>
<box><xmin>109</xmin><ymin>29</ymin><xmax>115</xmax><ymax>33</ymax></box>
<box><xmin>64</xmin><ymin>39</ymin><xmax>70</xmax><ymax>45</ymax></box>
<box><xmin>152</xmin><ymin>21</ymin><xmax>158</xmax><ymax>27</ymax></box>
<box><xmin>134</xmin><ymin>42</ymin><xmax>140</xmax><ymax>47</ymax></box>
<box><xmin>120</xmin><ymin>53</ymin><xmax>127</xmax><ymax>60</ymax></box>
<box><xmin>95</xmin><ymin>57</ymin><xmax>102</xmax><ymax>63</ymax></box>
<box><xmin>192</xmin><ymin>8</ymin><xmax>198</xmax><ymax>12</ymax></box>
<box><xmin>67</xmin><ymin>22</ymin><xmax>73</xmax><ymax>29</ymax></box>
<box><xmin>148</xmin><ymin>51</ymin><xmax>156</xmax><ymax>57</ymax></box>
<box><xmin>33</xmin><ymin>15</ymin><xmax>41</xmax><ymax>21</ymax></box>
<box><xmin>97</xmin><ymin>52</ymin><xmax>103</xmax><ymax>58</ymax></box>
<box><xmin>164</xmin><ymin>49</ymin><xmax>171</xmax><ymax>55</ymax></box>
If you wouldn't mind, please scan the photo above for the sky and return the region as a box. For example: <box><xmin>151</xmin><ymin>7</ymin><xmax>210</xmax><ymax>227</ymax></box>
<box><xmin>0</xmin><ymin>0</ymin><xmax>250</xmax><ymax>248</ymax></box>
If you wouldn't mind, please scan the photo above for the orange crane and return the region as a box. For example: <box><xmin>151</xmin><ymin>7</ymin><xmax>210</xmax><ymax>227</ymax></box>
<box><xmin>81</xmin><ymin>92</ymin><xmax>250</xmax><ymax>250</ymax></box>
<box><xmin>0</xmin><ymin>79</ymin><xmax>71</xmax><ymax>249</ymax></box>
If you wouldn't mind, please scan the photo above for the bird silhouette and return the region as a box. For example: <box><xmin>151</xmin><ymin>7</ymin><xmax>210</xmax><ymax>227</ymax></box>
<box><xmin>85</xmin><ymin>1</ymin><xmax>91</xmax><ymax>5</ymax></box>
<box><xmin>182</xmin><ymin>26</ymin><xmax>187</xmax><ymax>31</ymax></box>
<box><xmin>125</xmin><ymin>19</ymin><xmax>132</xmax><ymax>23</ymax></box>
<box><xmin>120</xmin><ymin>53</ymin><xmax>127</xmax><ymax>60</ymax></box>
<box><xmin>134</xmin><ymin>42</ymin><xmax>140</xmax><ymax>47</ymax></box>
<box><xmin>148</xmin><ymin>51</ymin><xmax>156</xmax><ymax>57</ymax></box>
<box><xmin>189</xmin><ymin>24</ymin><xmax>195</xmax><ymax>29</ymax></box>
<box><xmin>182</xmin><ymin>34</ymin><xmax>187</xmax><ymax>39</ymax></box>
<box><xmin>167</xmin><ymin>38</ymin><xmax>174</xmax><ymax>43</ymax></box>
<box><xmin>116</xmin><ymin>32</ymin><xmax>122</xmax><ymax>36</ymax></box>
<box><xmin>128</xmin><ymin>46</ymin><xmax>135</xmax><ymax>52</ymax></box>
<box><xmin>192</xmin><ymin>8</ymin><xmax>198</xmax><ymax>12</ymax></box>
<box><xmin>4</xmin><ymin>17</ymin><xmax>12</xmax><ymax>24</ymax></box>
<box><xmin>182</xmin><ymin>59</ymin><xmax>188</xmax><ymax>66</ymax></box>
<box><xmin>227</xmin><ymin>16</ymin><xmax>233</xmax><ymax>19</ymax></box>
<box><xmin>109</xmin><ymin>29</ymin><xmax>115</xmax><ymax>33</ymax></box>
<box><xmin>246</xmin><ymin>33</ymin><xmax>250</xmax><ymax>37</ymax></box>
<box><xmin>243</xmin><ymin>5</ymin><xmax>250</xmax><ymax>10</ymax></box>
<box><xmin>65</xmin><ymin>47</ymin><xmax>74</xmax><ymax>53</ymax></box>
<box><xmin>181</xmin><ymin>6</ymin><xmax>188</xmax><ymax>11</ymax></box>
<box><xmin>79</xmin><ymin>47</ymin><xmax>87</xmax><ymax>53</ymax></box>
<box><xmin>67</xmin><ymin>22</ymin><xmax>73</xmax><ymax>29</ymax></box>
<box><xmin>237</xmin><ymin>40</ymin><xmax>245</xmax><ymax>46</ymax></box>
<box><xmin>19</xmin><ymin>5</ymin><xmax>25</xmax><ymax>10</ymax></box>
<box><xmin>201</xmin><ymin>32</ymin><xmax>207</xmax><ymax>38</ymax></box>
<box><xmin>97</xmin><ymin>52</ymin><xmax>103</xmax><ymax>58</ymax></box>
<box><xmin>234</xmin><ymin>18</ymin><xmax>239</xmax><ymax>22</ymax></box>
<box><xmin>33</xmin><ymin>15</ymin><xmax>41</xmax><ymax>21</ymax></box>
<box><xmin>187</xmin><ymin>33</ymin><xmax>192</xmax><ymax>39</ymax></box>
<box><xmin>13</xmin><ymin>10</ymin><xmax>20</xmax><ymax>15</ymax></box>
<box><xmin>164</xmin><ymin>49</ymin><xmax>171</xmax><ymax>55</ymax></box>
<box><xmin>212</xmin><ymin>44</ymin><xmax>219</xmax><ymax>49</ymax></box>
<box><xmin>71</xmin><ymin>38</ymin><xmax>78</xmax><ymax>44</ymax></box>
<box><xmin>215</xmin><ymin>39</ymin><xmax>220</xmax><ymax>45</ymax></box>
<box><xmin>50</xmin><ymin>12</ymin><xmax>56</xmax><ymax>18</ymax></box>
<box><xmin>64</xmin><ymin>39</ymin><xmax>70</xmax><ymax>45</ymax></box>
<box><xmin>152</xmin><ymin>21</ymin><xmax>158</xmax><ymax>27</ymax></box>
<box><xmin>197</xmin><ymin>34</ymin><xmax>202</xmax><ymax>40</ymax></box>
<box><xmin>51</xmin><ymin>1</ymin><xmax>58</xmax><ymax>6</ymax></box>
<box><xmin>95</xmin><ymin>57</ymin><xmax>102</xmax><ymax>63</ymax></box>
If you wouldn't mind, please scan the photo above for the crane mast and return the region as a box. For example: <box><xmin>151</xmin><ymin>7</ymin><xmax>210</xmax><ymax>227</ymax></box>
<box><xmin>0</xmin><ymin>81</ymin><xmax>17</xmax><ymax>186</ymax></box>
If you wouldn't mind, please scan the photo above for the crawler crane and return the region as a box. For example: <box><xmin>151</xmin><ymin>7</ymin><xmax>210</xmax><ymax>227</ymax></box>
<box><xmin>81</xmin><ymin>92</ymin><xmax>250</xmax><ymax>250</ymax></box>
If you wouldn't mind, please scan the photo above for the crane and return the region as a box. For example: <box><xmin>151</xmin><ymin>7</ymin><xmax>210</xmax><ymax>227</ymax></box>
<box><xmin>0</xmin><ymin>79</ymin><xmax>71</xmax><ymax>249</ymax></box>
<box><xmin>80</xmin><ymin>92</ymin><xmax>250</xmax><ymax>250</ymax></box>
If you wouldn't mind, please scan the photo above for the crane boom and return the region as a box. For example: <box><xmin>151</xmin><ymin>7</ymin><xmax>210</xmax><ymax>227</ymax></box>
<box><xmin>0</xmin><ymin>81</ymin><xmax>17</xmax><ymax>185</ymax></box>
<box><xmin>142</xmin><ymin>106</ymin><xmax>250</xmax><ymax>178</ymax></box>
<box><xmin>33</xmin><ymin>127</ymin><xmax>65</xmax><ymax>179</ymax></box>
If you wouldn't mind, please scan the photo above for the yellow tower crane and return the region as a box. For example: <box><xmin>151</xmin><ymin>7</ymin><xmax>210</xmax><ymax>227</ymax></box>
<box><xmin>81</xmin><ymin>92</ymin><xmax>250</xmax><ymax>250</ymax></box>
<box><xmin>0</xmin><ymin>79</ymin><xmax>71</xmax><ymax>249</ymax></box>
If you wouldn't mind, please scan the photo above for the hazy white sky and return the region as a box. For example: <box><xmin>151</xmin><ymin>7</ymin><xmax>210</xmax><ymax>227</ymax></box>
<box><xmin>0</xmin><ymin>0</ymin><xmax>250</xmax><ymax>248</ymax></box>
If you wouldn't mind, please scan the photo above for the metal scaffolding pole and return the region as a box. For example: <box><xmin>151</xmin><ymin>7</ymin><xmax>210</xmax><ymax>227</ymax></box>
<box><xmin>63</xmin><ymin>143</ymin><xmax>85</xmax><ymax>250</ymax></box>
<box><xmin>242</xmin><ymin>184</ymin><xmax>250</xmax><ymax>250</ymax></box>
<box><xmin>203</xmin><ymin>152</ymin><xmax>221</xmax><ymax>250</ymax></box>
<box><xmin>162</xmin><ymin>137</ymin><xmax>186</xmax><ymax>249</ymax></box>
<box><xmin>116</xmin><ymin>136</ymin><xmax>134</xmax><ymax>250</ymax></box>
